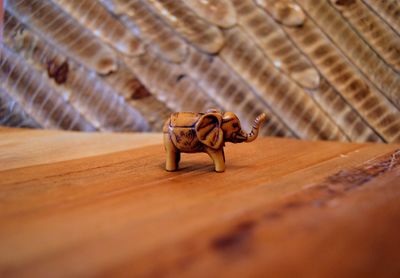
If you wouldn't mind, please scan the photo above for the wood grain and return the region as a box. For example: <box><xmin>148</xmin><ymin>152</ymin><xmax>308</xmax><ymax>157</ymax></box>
<box><xmin>0</xmin><ymin>128</ymin><xmax>399</xmax><ymax>277</ymax></box>
<box><xmin>0</xmin><ymin>128</ymin><xmax>161</xmax><ymax>171</ymax></box>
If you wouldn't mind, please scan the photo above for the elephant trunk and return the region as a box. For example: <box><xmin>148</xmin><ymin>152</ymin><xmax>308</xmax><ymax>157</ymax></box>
<box><xmin>245</xmin><ymin>113</ymin><xmax>267</xmax><ymax>142</ymax></box>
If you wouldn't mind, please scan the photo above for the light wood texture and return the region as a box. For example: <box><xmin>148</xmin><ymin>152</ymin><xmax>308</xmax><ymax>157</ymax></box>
<box><xmin>0</xmin><ymin>128</ymin><xmax>399</xmax><ymax>277</ymax></box>
<box><xmin>0</xmin><ymin>127</ymin><xmax>161</xmax><ymax>171</ymax></box>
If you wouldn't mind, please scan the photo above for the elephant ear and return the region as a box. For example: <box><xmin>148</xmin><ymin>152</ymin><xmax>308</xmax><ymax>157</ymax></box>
<box><xmin>195</xmin><ymin>113</ymin><xmax>224</xmax><ymax>149</ymax></box>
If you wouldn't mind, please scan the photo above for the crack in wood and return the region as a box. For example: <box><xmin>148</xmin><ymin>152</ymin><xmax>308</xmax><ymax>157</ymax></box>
<box><xmin>211</xmin><ymin>149</ymin><xmax>400</xmax><ymax>255</ymax></box>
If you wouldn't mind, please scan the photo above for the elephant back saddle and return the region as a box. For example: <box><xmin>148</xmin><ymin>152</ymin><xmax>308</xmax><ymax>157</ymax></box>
<box><xmin>167</xmin><ymin>112</ymin><xmax>204</xmax><ymax>152</ymax></box>
<box><xmin>169</xmin><ymin>112</ymin><xmax>203</xmax><ymax>127</ymax></box>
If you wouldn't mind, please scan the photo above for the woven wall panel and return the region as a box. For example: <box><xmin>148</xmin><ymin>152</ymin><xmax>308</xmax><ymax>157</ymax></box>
<box><xmin>1</xmin><ymin>0</ymin><xmax>399</xmax><ymax>142</ymax></box>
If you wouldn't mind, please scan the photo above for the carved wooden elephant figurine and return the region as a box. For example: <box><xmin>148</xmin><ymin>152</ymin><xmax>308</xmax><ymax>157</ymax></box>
<box><xmin>163</xmin><ymin>109</ymin><xmax>267</xmax><ymax>172</ymax></box>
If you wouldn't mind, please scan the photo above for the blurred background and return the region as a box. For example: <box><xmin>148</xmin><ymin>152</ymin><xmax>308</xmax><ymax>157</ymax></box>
<box><xmin>1</xmin><ymin>0</ymin><xmax>399</xmax><ymax>143</ymax></box>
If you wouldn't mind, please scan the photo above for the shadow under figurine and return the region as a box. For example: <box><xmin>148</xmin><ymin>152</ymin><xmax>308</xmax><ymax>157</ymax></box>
<box><xmin>163</xmin><ymin>109</ymin><xmax>267</xmax><ymax>172</ymax></box>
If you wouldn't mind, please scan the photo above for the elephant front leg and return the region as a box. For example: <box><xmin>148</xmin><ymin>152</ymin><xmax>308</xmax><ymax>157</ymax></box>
<box><xmin>206</xmin><ymin>148</ymin><xmax>225</xmax><ymax>173</ymax></box>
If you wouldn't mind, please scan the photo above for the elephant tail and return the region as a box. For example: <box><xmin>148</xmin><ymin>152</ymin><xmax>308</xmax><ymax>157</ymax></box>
<box><xmin>163</xmin><ymin>118</ymin><xmax>171</xmax><ymax>133</ymax></box>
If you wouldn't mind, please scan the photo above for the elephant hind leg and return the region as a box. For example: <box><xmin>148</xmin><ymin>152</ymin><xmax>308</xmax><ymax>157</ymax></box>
<box><xmin>166</xmin><ymin>151</ymin><xmax>180</xmax><ymax>171</ymax></box>
<box><xmin>164</xmin><ymin>133</ymin><xmax>180</xmax><ymax>171</ymax></box>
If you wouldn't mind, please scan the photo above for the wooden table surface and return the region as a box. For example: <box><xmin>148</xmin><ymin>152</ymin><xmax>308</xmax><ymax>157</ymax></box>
<box><xmin>0</xmin><ymin>128</ymin><xmax>399</xmax><ymax>277</ymax></box>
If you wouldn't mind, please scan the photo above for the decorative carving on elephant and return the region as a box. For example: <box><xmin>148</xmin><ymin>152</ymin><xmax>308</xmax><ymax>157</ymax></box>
<box><xmin>163</xmin><ymin>109</ymin><xmax>267</xmax><ymax>172</ymax></box>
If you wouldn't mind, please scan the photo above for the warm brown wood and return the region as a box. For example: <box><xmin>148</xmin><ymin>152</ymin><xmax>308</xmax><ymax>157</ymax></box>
<box><xmin>0</xmin><ymin>127</ymin><xmax>161</xmax><ymax>171</ymax></box>
<box><xmin>0</xmin><ymin>128</ymin><xmax>399</xmax><ymax>277</ymax></box>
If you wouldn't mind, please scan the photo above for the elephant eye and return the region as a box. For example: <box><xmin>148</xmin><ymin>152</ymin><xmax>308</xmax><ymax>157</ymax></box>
<box><xmin>232</xmin><ymin>123</ymin><xmax>239</xmax><ymax>129</ymax></box>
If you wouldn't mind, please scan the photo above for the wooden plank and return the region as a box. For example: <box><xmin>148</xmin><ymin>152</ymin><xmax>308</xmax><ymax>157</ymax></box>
<box><xmin>154</xmin><ymin>151</ymin><xmax>400</xmax><ymax>278</ymax></box>
<box><xmin>0</xmin><ymin>128</ymin><xmax>399</xmax><ymax>277</ymax></box>
<box><xmin>0</xmin><ymin>128</ymin><xmax>161</xmax><ymax>171</ymax></box>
